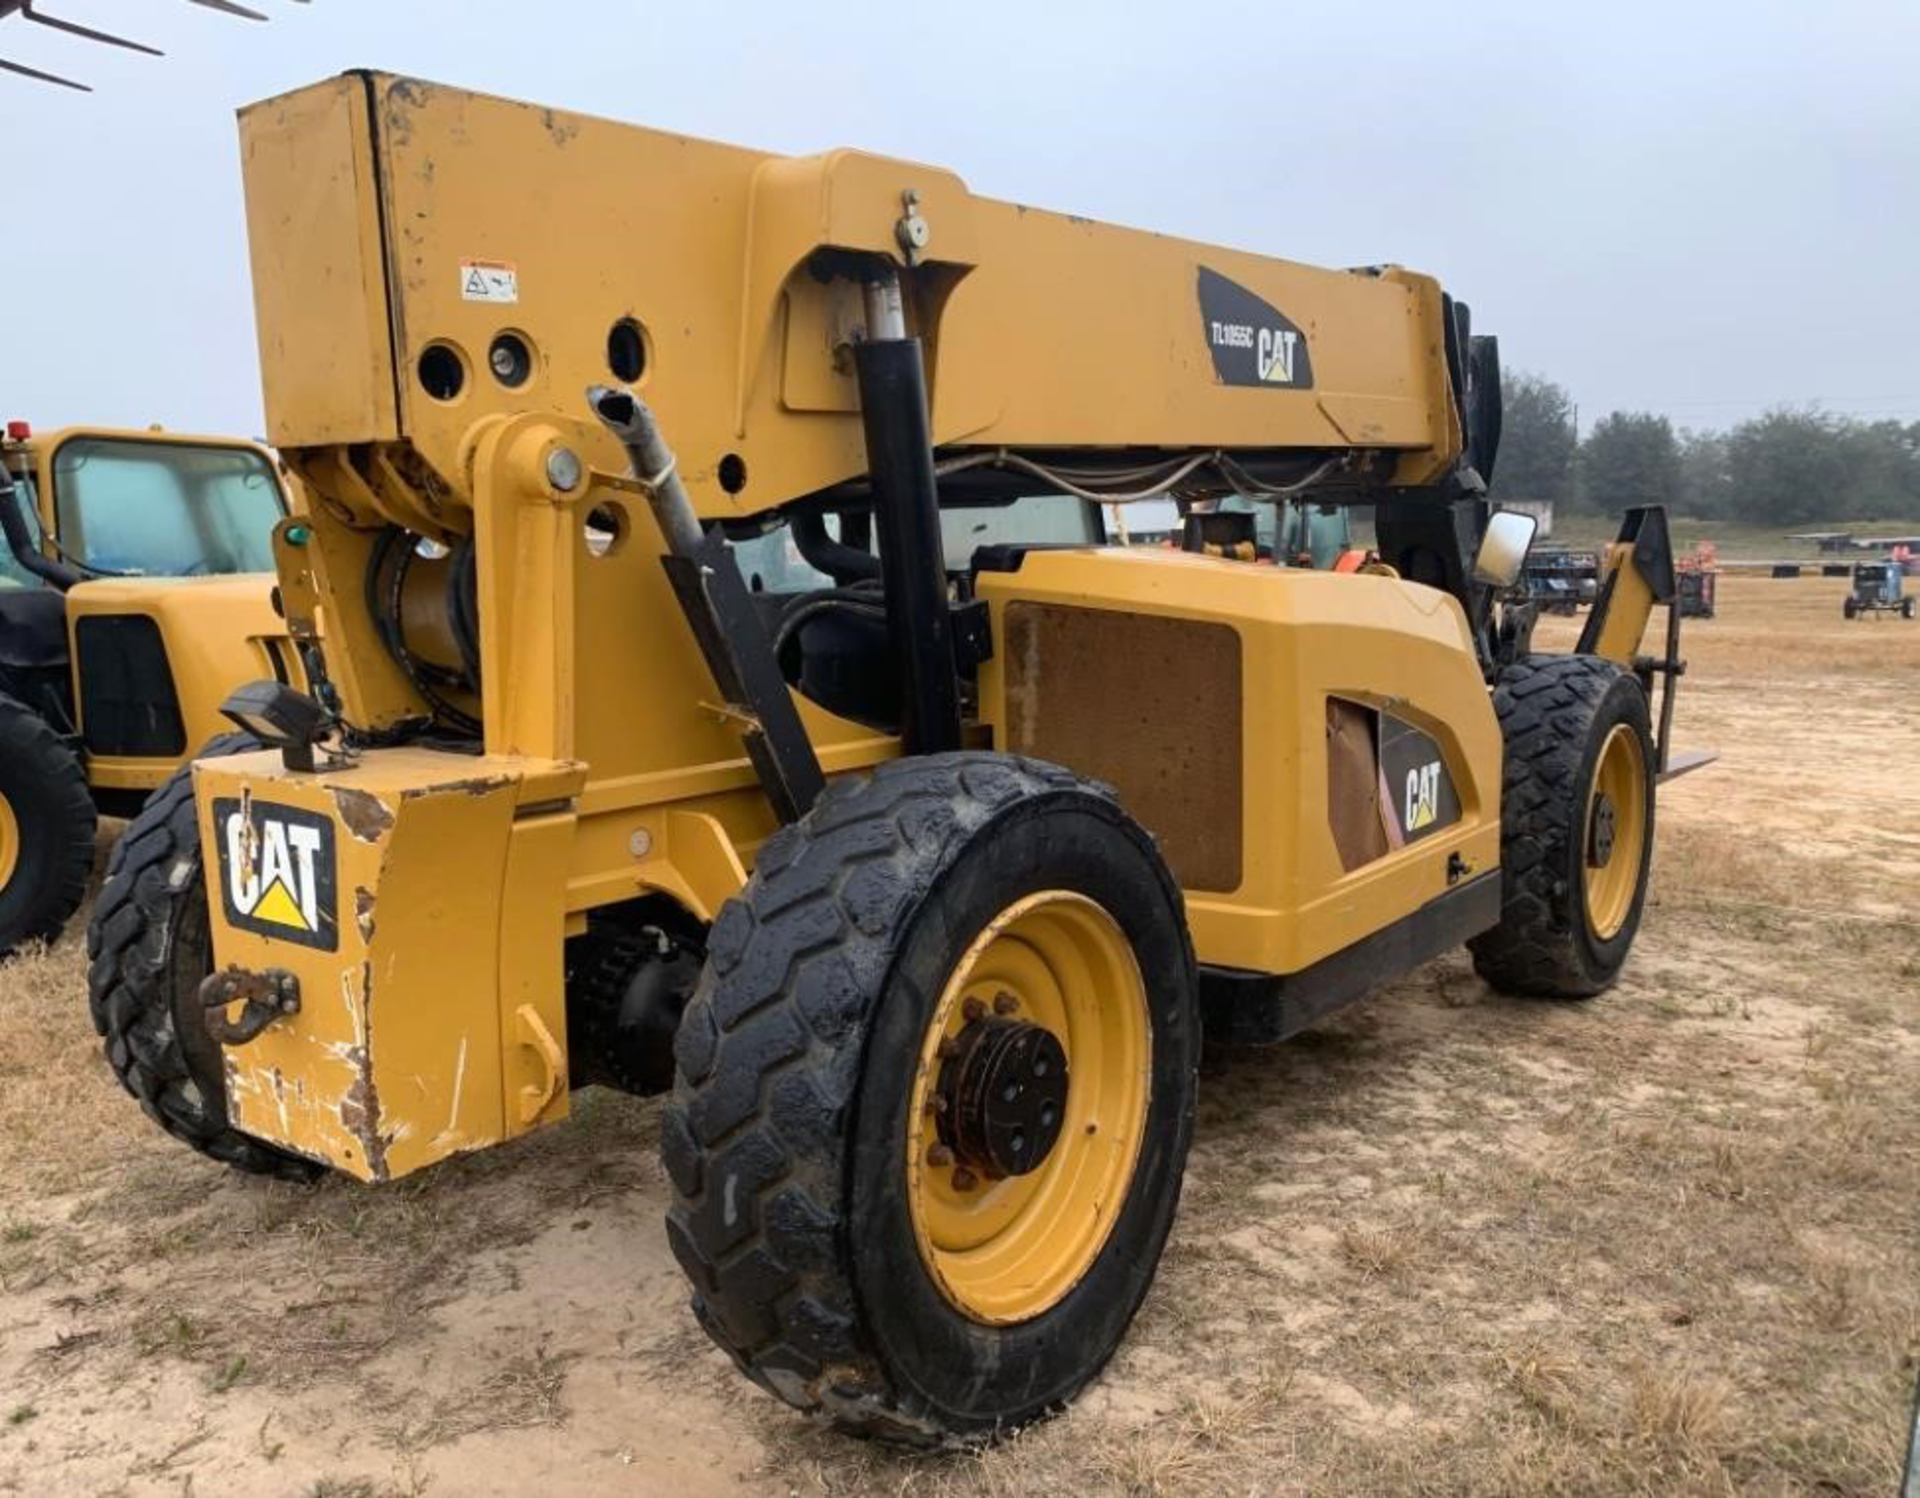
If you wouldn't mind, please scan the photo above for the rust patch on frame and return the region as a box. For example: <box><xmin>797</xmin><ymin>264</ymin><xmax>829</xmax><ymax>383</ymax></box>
<box><xmin>332</xmin><ymin>787</ymin><xmax>395</xmax><ymax>843</ymax></box>
<box><xmin>335</xmin><ymin>960</ymin><xmax>392</xmax><ymax>1181</ymax></box>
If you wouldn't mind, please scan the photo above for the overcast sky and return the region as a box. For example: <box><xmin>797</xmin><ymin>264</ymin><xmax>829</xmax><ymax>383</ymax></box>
<box><xmin>3</xmin><ymin>1</ymin><xmax>1916</xmax><ymax>440</ymax></box>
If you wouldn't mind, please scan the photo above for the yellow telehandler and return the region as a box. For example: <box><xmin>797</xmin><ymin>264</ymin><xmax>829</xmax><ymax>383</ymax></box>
<box><xmin>90</xmin><ymin>73</ymin><xmax>1700</xmax><ymax>1444</ymax></box>
<box><xmin>0</xmin><ymin>422</ymin><xmax>301</xmax><ymax>953</ymax></box>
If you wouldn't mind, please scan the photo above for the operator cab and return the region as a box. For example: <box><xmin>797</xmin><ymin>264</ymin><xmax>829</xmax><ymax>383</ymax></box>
<box><xmin>729</xmin><ymin>495</ymin><xmax>1105</xmax><ymax>731</ymax></box>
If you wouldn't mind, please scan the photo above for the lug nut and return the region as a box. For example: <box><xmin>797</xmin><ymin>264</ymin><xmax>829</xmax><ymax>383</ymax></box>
<box><xmin>951</xmin><ymin>1166</ymin><xmax>978</xmax><ymax>1191</ymax></box>
<box><xmin>993</xmin><ymin>991</ymin><xmax>1020</xmax><ymax>1015</ymax></box>
<box><xmin>927</xmin><ymin>1143</ymin><xmax>953</xmax><ymax>1167</ymax></box>
<box><xmin>937</xmin><ymin>1037</ymin><xmax>962</xmax><ymax>1060</ymax></box>
<box><xmin>962</xmin><ymin>996</ymin><xmax>987</xmax><ymax>1022</ymax></box>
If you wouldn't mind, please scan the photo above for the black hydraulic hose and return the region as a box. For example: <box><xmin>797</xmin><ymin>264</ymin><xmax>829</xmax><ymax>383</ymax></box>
<box><xmin>0</xmin><ymin>467</ymin><xmax>82</xmax><ymax>590</ymax></box>
<box><xmin>448</xmin><ymin>536</ymin><xmax>483</xmax><ymax>687</ymax></box>
<box><xmin>790</xmin><ymin>510</ymin><xmax>880</xmax><ymax>584</ymax></box>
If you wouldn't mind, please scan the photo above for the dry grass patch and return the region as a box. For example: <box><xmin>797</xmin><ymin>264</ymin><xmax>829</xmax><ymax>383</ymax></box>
<box><xmin>2</xmin><ymin>582</ymin><xmax>1917</xmax><ymax>1494</ymax></box>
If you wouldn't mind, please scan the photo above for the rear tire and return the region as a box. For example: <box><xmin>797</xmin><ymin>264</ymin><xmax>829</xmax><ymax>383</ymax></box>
<box><xmin>1844</xmin><ymin>596</ymin><xmax>1858</xmax><ymax>619</ymax></box>
<box><xmin>1470</xmin><ymin>655</ymin><xmax>1656</xmax><ymax>999</ymax></box>
<box><xmin>1903</xmin><ymin>598</ymin><xmax>1915</xmax><ymax>620</ymax></box>
<box><xmin>660</xmin><ymin>752</ymin><xmax>1199</xmax><ymax>1445</ymax></box>
<box><xmin>86</xmin><ymin>735</ymin><xmax>323</xmax><ymax>1182</ymax></box>
<box><xmin>0</xmin><ymin>693</ymin><xmax>96</xmax><ymax>958</ymax></box>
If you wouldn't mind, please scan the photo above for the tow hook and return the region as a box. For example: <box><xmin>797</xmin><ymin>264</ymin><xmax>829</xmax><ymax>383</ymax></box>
<box><xmin>201</xmin><ymin>965</ymin><xmax>301</xmax><ymax>1046</ymax></box>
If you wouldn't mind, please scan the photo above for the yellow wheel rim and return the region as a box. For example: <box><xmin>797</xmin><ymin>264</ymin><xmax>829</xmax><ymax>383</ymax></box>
<box><xmin>0</xmin><ymin>791</ymin><xmax>18</xmax><ymax>890</ymax></box>
<box><xmin>1583</xmin><ymin>724</ymin><xmax>1648</xmax><ymax>941</ymax></box>
<box><xmin>905</xmin><ymin>890</ymin><xmax>1151</xmax><ymax>1326</ymax></box>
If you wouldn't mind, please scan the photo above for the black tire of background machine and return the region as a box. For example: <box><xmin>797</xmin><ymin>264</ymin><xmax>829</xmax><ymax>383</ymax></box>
<box><xmin>660</xmin><ymin>751</ymin><xmax>1199</xmax><ymax>1446</ymax></box>
<box><xmin>0</xmin><ymin>692</ymin><xmax>96</xmax><ymax>957</ymax></box>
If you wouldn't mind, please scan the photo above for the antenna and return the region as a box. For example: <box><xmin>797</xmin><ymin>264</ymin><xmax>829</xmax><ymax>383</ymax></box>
<box><xmin>0</xmin><ymin>0</ymin><xmax>309</xmax><ymax>91</ymax></box>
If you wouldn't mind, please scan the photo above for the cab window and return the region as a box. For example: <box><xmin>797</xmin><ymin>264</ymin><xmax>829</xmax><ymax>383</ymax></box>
<box><xmin>52</xmin><ymin>438</ymin><xmax>284</xmax><ymax>577</ymax></box>
<box><xmin>730</xmin><ymin>496</ymin><xmax>1101</xmax><ymax>595</ymax></box>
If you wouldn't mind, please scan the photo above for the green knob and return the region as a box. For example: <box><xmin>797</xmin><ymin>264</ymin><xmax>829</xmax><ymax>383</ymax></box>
<box><xmin>284</xmin><ymin>523</ymin><xmax>311</xmax><ymax>546</ymax></box>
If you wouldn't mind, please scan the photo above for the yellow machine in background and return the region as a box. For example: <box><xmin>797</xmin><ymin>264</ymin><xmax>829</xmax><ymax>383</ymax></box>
<box><xmin>90</xmin><ymin>74</ymin><xmax>1692</xmax><ymax>1444</ymax></box>
<box><xmin>0</xmin><ymin>423</ymin><xmax>300</xmax><ymax>952</ymax></box>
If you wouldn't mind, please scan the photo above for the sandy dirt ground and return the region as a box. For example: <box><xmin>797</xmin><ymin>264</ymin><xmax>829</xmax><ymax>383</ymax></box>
<box><xmin>1</xmin><ymin>575</ymin><xmax>1915</xmax><ymax>1496</ymax></box>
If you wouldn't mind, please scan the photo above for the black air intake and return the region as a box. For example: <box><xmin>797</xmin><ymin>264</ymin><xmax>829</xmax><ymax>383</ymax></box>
<box><xmin>75</xmin><ymin>615</ymin><xmax>186</xmax><ymax>757</ymax></box>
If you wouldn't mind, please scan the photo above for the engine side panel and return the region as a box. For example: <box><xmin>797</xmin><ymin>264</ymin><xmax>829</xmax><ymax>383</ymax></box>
<box><xmin>975</xmin><ymin>548</ymin><xmax>1502</xmax><ymax>976</ymax></box>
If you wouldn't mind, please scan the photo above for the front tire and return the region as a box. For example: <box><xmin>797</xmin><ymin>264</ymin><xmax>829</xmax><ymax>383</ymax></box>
<box><xmin>1470</xmin><ymin>655</ymin><xmax>1656</xmax><ymax>999</ymax></box>
<box><xmin>660</xmin><ymin>752</ymin><xmax>1199</xmax><ymax>1445</ymax></box>
<box><xmin>86</xmin><ymin>735</ymin><xmax>323</xmax><ymax>1182</ymax></box>
<box><xmin>0</xmin><ymin>693</ymin><xmax>96</xmax><ymax>957</ymax></box>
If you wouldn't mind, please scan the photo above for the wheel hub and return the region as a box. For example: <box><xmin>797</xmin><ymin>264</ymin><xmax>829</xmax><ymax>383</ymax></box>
<box><xmin>0</xmin><ymin>791</ymin><xmax>17</xmax><ymax>890</ymax></box>
<box><xmin>936</xmin><ymin>1014</ymin><xmax>1069</xmax><ymax>1179</ymax></box>
<box><xmin>1588</xmin><ymin>792</ymin><xmax>1617</xmax><ymax>868</ymax></box>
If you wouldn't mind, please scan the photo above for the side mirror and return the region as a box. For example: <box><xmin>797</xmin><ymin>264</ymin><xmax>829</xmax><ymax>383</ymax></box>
<box><xmin>1473</xmin><ymin>510</ymin><xmax>1538</xmax><ymax>589</ymax></box>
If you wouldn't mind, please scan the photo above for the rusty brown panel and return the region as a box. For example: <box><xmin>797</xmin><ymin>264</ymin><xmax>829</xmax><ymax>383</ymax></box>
<box><xmin>1326</xmin><ymin>698</ymin><xmax>1389</xmax><ymax>873</ymax></box>
<box><xmin>1003</xmin><ymin>602</ymin><xmax>1242</xmax><ymax>892</ymax></box>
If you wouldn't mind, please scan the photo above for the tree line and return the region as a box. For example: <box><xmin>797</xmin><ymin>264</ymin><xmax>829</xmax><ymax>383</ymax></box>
<box><xmin>1492</xmin><ymin>372</ymin><xmax>1920</xmax><ymax>524</ymax></box>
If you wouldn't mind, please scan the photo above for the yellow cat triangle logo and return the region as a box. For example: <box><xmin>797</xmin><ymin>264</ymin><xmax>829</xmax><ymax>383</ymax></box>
<box><xmin>251</xmin><ymin>879</ymin><xmax>311</xmax><ymax>933</ymax></box>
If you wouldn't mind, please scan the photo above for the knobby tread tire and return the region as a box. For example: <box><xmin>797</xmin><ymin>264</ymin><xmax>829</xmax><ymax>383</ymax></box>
<box><xmin>1469</xmin><ymin>653</ymin><xmax>1654</xmax><ymax>999</ymax></box>
<box><xmin>0</xmin><ymin>692</ymin><xmax>96</xmax><ymax>956</ymax></box>
<box><xmin>86</xmin><ymin>735</ymin><xmax>323</xmax><ymax>1182</ymax></box>
<box><xmin>661</xmin><ymin>751</ymin><xmax>1195</xmax><ymax>1447</ymax></box>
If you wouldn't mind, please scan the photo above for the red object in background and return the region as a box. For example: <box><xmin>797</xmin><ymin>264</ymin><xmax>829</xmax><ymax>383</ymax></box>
<box><xmin>4</xmin><ymin>420</ymin><xmax>30</xmax><ymax>441</ymax></box>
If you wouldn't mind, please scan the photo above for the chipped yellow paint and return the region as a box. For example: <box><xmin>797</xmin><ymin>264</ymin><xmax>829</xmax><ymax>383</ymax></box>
<box><xmin>198</xmin><ymin>747</ymin><xmax>584</xmax><ymax>1182</ymax></box>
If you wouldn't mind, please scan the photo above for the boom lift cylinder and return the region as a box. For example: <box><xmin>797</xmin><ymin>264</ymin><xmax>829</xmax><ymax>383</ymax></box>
<box><xmin>854</xmin><ymin>271</ymin><xmax>963</xmax><ymax>755</ymax></box>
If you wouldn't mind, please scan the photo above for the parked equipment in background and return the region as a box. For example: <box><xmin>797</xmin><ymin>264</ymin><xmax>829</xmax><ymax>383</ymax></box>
<box><xmin>90</xmin><ymin>73</ymin><xmax>1706</xmax><ymax>1448</ymax></box>
<box><xmin>1520</xmin><ymin>541</ymin><xmax>1601</xmax><ymax>614</ymax></box>
<box><xmin>1677</xmin><ymin>542</ymin><xmax>1718</xmax><ymax>619</ymax></box>
<box><xmin>1843</xmin><ymin>558</ymin><xmax>1913</xmax><ymax>619</ymax></box>
<box><xmin>0</xmin><ymin>422</ymin><xmax>299</xmax><ymax>952</ymax></box>
<box><xmin>1215</xmin><ymin>496</ymin><xmax>1356</xmax><ymax>568</ymax></box>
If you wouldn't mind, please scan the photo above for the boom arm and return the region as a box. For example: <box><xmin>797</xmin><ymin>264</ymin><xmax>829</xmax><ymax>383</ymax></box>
<box><xmin>239</xmin><ymin>73</ymin><xmax>1503</xmax><ymax>743</ymax></box>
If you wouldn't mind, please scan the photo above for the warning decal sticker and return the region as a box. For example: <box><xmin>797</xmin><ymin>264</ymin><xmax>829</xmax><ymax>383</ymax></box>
<box><xmin>213</xmin><ymin>797</ymin><xmax>340</xmax><ymax>952</ymax></box>
<box><xmin>459</xmin><ymin>259</ymin><xmax>519</xmax><ymax>304</ymax></box>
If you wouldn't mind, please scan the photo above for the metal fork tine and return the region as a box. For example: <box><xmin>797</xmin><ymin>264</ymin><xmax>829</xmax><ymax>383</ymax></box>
<box><xmin>186</xmin><ymin>0</ymin><xmax>272</xmax><ymax>17</ymax></box>
<box><xmin>2</xmin><ymin>0</ymin><xmax>308</xmax><ymax>89</ymax></box>
<box><xmin>0</xmin><ymin>51</ymin><xmax>89</xmax><ymax>88</ymax></box>
<box><xmin>20</xmin><ymin>2</ymin><xmax>162</xmax><ymax>55</ymax></box>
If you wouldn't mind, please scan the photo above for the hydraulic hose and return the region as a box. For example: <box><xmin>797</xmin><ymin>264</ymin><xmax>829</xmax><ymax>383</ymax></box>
<box><xmin>790</xmin><ymin>510</ymin><xmax>880</xmax><ymax>584</ymax></box>
<box><xmin>0</xmin><ymin>467</ymin><xmax>82</xmax><ymax>590</ymax></box>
